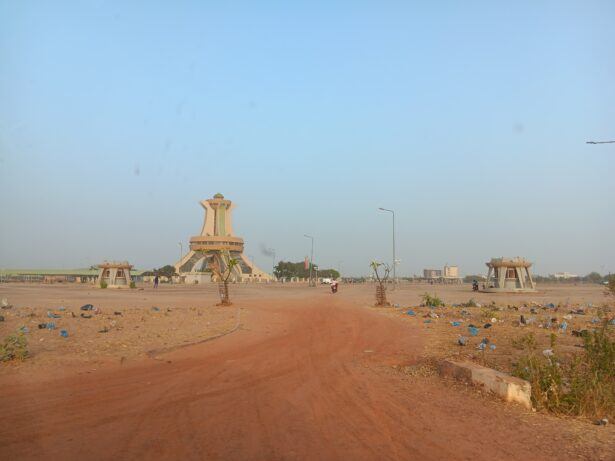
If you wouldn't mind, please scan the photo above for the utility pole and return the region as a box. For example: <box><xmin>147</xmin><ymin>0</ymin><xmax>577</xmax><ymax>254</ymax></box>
<box><xmin>178</xmin><ymin>242</ymin><xmax>183</xmax><ymax>264</ymax></box>
<box><xmin>304</xmin><ymin>234</ymin><xmax>315</xmax><ymax>287</ymax></box>
<box><xmin>378</xmin><ymin>207</ymin><xmax>396</xmax><ymax>283</ymax></box>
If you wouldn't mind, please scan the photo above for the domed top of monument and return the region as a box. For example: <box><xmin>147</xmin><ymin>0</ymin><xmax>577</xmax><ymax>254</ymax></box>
<box><xmin>213</xmin><ymin>193</ymin><xmax>224</xmax><ymax>199</ymax></box>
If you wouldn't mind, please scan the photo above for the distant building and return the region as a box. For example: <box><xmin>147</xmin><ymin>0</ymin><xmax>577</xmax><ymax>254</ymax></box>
<box><xmin>552</xmin><ymin>272</ymin><xmax>578</xmax><ymax>279</ymax></box>
<box><xmin>423</xmin><ymin>269</ymin><xmax>442</xmax><ymax>279</ymax></box>
<box><xmin>443</xmin><ymin>265</ymin><xmax>459</xmax><ymax>278</ymax></box>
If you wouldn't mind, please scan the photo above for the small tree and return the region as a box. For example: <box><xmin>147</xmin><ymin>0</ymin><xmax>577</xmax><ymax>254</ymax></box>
<box><xmin>606</xmin><ymin>274</ymin><xmax>615</xmax><ymax>297</ymax></box>
<box><xmin>210</xmin><ymin>252</ymin><xmax>239</xmax><ymax>306</ymax></box>
<box><xmin>370</xmin><ymin>261</ymin><xmax>391</xmax><ymax>306</ymax></box>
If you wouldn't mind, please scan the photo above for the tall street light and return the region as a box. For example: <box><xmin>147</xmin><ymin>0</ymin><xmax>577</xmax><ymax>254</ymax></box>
<box><xmin>270</xmin><ymin>248</ymin><xmax>276</xmax><ymax>277</ymax></box>
<box><xmin>378</xmin><ymin>207</ymin><xmax>396</xmax><ymax>283</ymax></box>
<box><xmin>304</xmin><ymin>234</ymin><xmax>314</xmax><ymax>287</ymax></box>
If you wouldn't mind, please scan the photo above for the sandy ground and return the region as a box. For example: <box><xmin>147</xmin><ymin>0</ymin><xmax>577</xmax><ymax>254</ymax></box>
<box><xmin>0</xmin><ymin>282</ymin><xmax>613</xmax><ymax>460</ymax></box>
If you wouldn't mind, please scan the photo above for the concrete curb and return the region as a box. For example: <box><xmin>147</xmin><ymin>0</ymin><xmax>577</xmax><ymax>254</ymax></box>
<box><xmin>438</xmin><ymin>360</ymin><xmax>532</xmax><ymax>409</ymax></box>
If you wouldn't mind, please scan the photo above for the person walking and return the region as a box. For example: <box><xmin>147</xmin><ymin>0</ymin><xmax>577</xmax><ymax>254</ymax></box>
<box><xmin>154</xmin><ymin>274</ymin><xmax>159</xmax><ymax>289</ymax></box>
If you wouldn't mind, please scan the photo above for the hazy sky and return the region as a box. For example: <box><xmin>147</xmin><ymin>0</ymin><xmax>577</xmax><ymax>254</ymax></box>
<box><xmin>1</xmin><ymin>1</ymin><xmax>614</xmax><ymax>277</ymax></box>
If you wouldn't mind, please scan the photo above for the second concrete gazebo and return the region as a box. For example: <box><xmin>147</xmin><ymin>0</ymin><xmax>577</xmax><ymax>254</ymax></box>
<box><xmin>482</xmin><ymin>257</ymin><xmax>536</xmax><ymax>293</ymax></box>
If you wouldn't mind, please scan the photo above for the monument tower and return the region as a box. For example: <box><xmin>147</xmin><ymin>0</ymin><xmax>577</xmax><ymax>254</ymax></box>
<box><xmin>175</xmin><ymin>194</ymin><xmax>271</xmax><ymax>283</ymax></box>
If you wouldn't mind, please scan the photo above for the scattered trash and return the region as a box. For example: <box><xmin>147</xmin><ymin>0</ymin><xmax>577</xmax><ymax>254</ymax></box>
<box><xmin>406</xmin><ymin>310</ymin><xmax>415</xmax><ymax>316</ymax></box>
<box><xmin>19</xmin><ymin>326</ymin><xmax>29</xmax><ymax>333</ymax></box>
<box><xmin>80</xmin><ymin>313</ymin><xmax>92</xmax><ymax>319</ymax></box>
<box><xmin>58</xmin><ymin>306</ymin><xmax>66</xmax><ymax>311</ymax></box>
<box><xmin>47</xmin><ymin>311</ymin><xmax>61</xmax><ymax>319</ymax></box>
<box><xmin>46</xmin><ymin>322</ymin><xmax>56</xmax><ymax>330</ymax></box>
<box><xmin>98</xmin><ymin>327</ymin><xmax>109</xmax><ymax>333</ymax></box>
<box><xmin>393</xmin><ymin>303</ymin><xmax>400</xmax><ymax>308</ymax></box>
<box><xmin>489</xmin><ymin>344</ymin><xmax>496</xmax><ymax>351</ymax></box>
<box><xmin>429</xmin><ymin>311</ymin><xmax>439</xmax><ymax>319</ymax></box>
<box><xmin>559</xmin><ymin>321</ymin><xmax>568</xmax><ymax>333</ymax></box>
<box><xmin>594</xmin><ymin>418</ymin><xmax>609</xmax><ymax>426</ymax></box>
<box><xmin>1</xmin><ymin>298</ymin><xmax>12</xmax><ymax>309</ymax></box>
<box><xmin>520</xmin><ymin>315</ymin><xmax>526</xmax><ymax>325</ymax></box>
<box><xmin>542</xmin><ymin>349</ymin><xmax>554</xmax><ymax>357</ymax></box>
<box><xmin>478</xmin><ymin>342</ymin><xmax>486</xmax><ymax>351</ymax></box>
<box><xmin>572</xmin><ymin>329</ymin><xmax>589</xmax><ymax>338</ymax></box>
<box><xmin>60</xmin><ymin>330</ymin><xmax>68</xmax><ymax>338</ymax></box>
<box><xmin>591</xmin><ymin>318</ymin><xmax>600</xmax><ymax>324</ymax></box>
<box><xmin>490</xmin><ymin>317</ymin><xmax>497</xmax><ymax>323</ymax></box>
<box><xmin>80</xmin><ymin>304</ymin><xmax>94</xmax><ymax>311</ymax></box>
<box><xmin>545</xmin><ymin>303</ymin><xmax>555</xmax><ymax>309</ymax></box>
<box><xmin>38</xmin><ymin>323</ymin><xmax>48</xmax><ymax>329</ymax></box>
<box><xmin>152</xmin><ymin>306</ymin><xmax>160</xmax><ymax>312</ymax></box>
<box><xmin>0</xmin><ymin>316</ymin><xmax>4</xmax><ymax>322</ymax></box>
<box><xmin>610</xmin><ymin>318</ymin><xmax>615</xmax><ymax>326</ymax></box>
<box><xmin>563</xmin><ymin>314</ymin><xmax>572</xmax><ymax>320</ymax></box>
<box><xmin>457</xmin><ymin>336</ymin><xmax>467</xmax><ymax>346</ymax></box>
<box><xmin>468</xmin><ymin>326</ymin><xmax>479</xmax><ymax>337</ymax></box>
<box><xmin>451</xmin><ymin>321</ymin><xmax>461</xmax><ymax>327</ymax></box>
<box><xmin>114</xmin><ymin>311</ymin><xmax>123</xmax><ymax>316</ymax></box>
<box><xmin>483</xmin><ymin>323</ymin><xmax>492</xmax><ymax>329</ymax></box>
<box><xmin>423</xmin><ymin>319</ymin><xmax>431</xmax><ymax>324</ymax></box>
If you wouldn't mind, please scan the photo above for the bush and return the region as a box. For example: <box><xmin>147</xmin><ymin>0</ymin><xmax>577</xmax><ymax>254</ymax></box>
<box><xmin>100</xmin><ymin>280</ymin><xmax>107</xmax><ymax>289</ymax></box>
<box><xmin>0</xmin><ymin>332</ymin><xmax>29</xmax><ymax>362</ymax></box>
<box><xmin>512</xmin><ymin>323</ymin><xmax>615</xmax><ymax>418</ymax></box>
<box><xmin>129</xmin><ymin>281</ymin><xmax>136</xmax><ymax>289</ymax></box>
<box><xmin>421</xmin><ymin>293</ymin><xmax>443</xmax><ymax>307</ymax></box>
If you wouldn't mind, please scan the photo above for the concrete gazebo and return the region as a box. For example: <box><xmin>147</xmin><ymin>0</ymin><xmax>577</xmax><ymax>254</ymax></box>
<box><xmin>97</xmin><ymin>261</ymin><xmax>133</xmax><ymax>288</ymax></box>
<box><xmin>482</xmin><ymin>257</ymin><xmax>536</xmax><ymax>293</ymax></box>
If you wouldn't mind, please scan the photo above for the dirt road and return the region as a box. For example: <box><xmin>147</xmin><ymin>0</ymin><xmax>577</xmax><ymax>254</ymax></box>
<box><xmin>1</xmin><ymin>291</ymin><xmax>612</xmax><ymax>460</ymax></box>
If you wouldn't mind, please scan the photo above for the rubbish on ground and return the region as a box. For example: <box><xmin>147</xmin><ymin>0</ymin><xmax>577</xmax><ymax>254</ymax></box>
<box><xmin>591</xmin><ymin>318</ymin><xmax>600</xmax><ymax>324</ymax></box>
<box><xmin>19</xmin><ymin>326</ymin><xmax>29</xmax><ymax>333</ymax></box>
<box><xmin>1</xmin><ymin>298</ymin><xmax>11</xmax><ymax>309</ymax></box>
<box><xmin>594</xmin><ymin>418</ymin><xmax>609</xmax><ymax>426</ymax></box>
<box><xmin>152</xmin><ymin>306</ymin><xmax>160</xmax><ymax>312</ymax></box>
<box><xmin>0</xmin><ymin>316</ymin><xmax>4</xmax><ymax>322</ymax></box>
<box><xmin>424</xmin><ymin>319</ymin><xmax>431</xmax><ymax>323</ymax></box>
<box><xmin>98</xmin><ymin>327</ymin><xmax>109</xmax><ymax>333</ymax></box>
<box><xmin>457</xmin><ymin>336</ymin><xmax>467</xmax><ymax>346</ymax></box>
<box><xmin>542</xmin><ymin>349</ymin><xmax>554</xmax><ymax>357</ymax></box>
<box><xmin>46</xmin><ymin>322</ymin><xmax>56</xmax><ymax>330</ymax></box>
<box><xmin>468</xmin><ymin>326</ymin><xmax>479</xmax><ymax>336</ymax></box>
<box><xmin>478</xmin><ymin>342</ymin><xmax>486</xmax><ymax>350</ymax></box>
<box><xmin>58</xmin><ymin>306</ymin><xmax>66</xmax><ymax>311</ymax></box>
<box><xmin>406</xmin><ymin>310</ymin><xmax>415</xmax><ymax>316</ymax></box>
<box><xmin>490</xmin><ymin>317</ymin><xmax>497</xmax><ymax>323</ymax></box>
<box><xmin>563</xmin><ymin>314</ymin><xmax>572</xmax><ymax>320</ymax></box>
<box><xmin>60</xmin><ymin>330</ymin><xmax>68</xmax><ymax>338</ymax></box>
<box><xmin>38</xmin><ymin>323</ymin><xmax>48</xmax><ymax>329</ymax></box>
<box><xmin>483</xmin><ymin>323</ymin><xmax>492</xmax><ymax>329</ymax></box>
<box><xmin>520</xmin><ymin>315</ymin><xmax>526</xmax><ymax>325</ymax></box>
<box><xmin>572</xmin><ymin>329</ymin><xmax>589</xmax><ymax>338</ymax></box>
<box><xmin>47</xmin><ymin>311</ymin><xmax>61</xmax><ymax>318</ymax></box>
<box><xmin>80</xmin><ymin>304</ymin><xmax>94</xmax><ymax>311</ymax></box>
<box><xmin>559</xmin><ymin>321</ymin><xmax>568</xmax><ymax>333</ymax></box>
<box><xmin>114</xmin><ymin>311</ymin><xmax>123</xmax><ymax>316</ymax></box>
<box><xmin>451</xmin><ymin>321</ymin><xmax>461</xmax><ymax>327</ymax></box>
<box><xmin>429</xmin><ymin>312</ymin><xmax>439</xmax><ymax>319</ymax></box>
<box><xmin>489</xmin><ymin>344</ymin><xmax>496</xmax><ymax>351</ymax></box>
<box><xmin>80</xmin><ymin>313</ymin><xmax>92</xmax><ymax>319</ymax></box>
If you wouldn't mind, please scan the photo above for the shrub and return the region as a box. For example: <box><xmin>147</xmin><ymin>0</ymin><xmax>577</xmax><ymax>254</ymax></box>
<box><xmin>100</xmin><ymin>280</ymin><xmax>107</xmax><ymax>289</ymax></box>
<box><xmin>0</xmin><ymin>332</ymin><xmax>29</xmax><ymax>362</ymax></box>
<box><xmin>129</xmin><ymin>281</ymin><xmax>136</xmax><ymax>289</ymax></box>
<box><xmin>421</xmin><ymin>293</ymin><xmax>443</xmax><ymax>307</ymax></box>
<box><xmin>512</xmin><ymin>322</ymin><xmax>615</xmax><ymax>418</ymax></box>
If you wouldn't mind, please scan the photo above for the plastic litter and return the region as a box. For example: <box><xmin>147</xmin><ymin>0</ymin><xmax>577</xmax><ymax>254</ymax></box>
<box><xmin>451</xmin><ymin>321</ymin><xmax>461</xmax><ymax>327</ymax></box>
<box><xmin>406</xmin><ymin>310</ymin><xmax>415</xmax><ymax>316</ymax></box>
<box><xmin>38</xmin><ymin>323</ymin><xmax>47</xmax><ymax>329</ymax></box>
<box><xmin>572</xmin><ymin>329</ymin><xmax>589</xmax><ymax>338</ymax></box>
<box><xmin>114</xmin><ymin>311</ymin><xmax>123</xmax><ymax>316</ymax></box>
<box><xmin>542</xmin><ymin>349</ymin><xmax>554</xmax><ymax>357</ymax></box>
<box><xmin>152</xmin><ymin>306</ymin><xmax>160</xmax><ymax>312</ymax></box>
<box><xmin>520</xmin><ymin>315</ymin><xmax>526</xmax><ymax>325</ymax></box>
<box><xmin>58</xmin><ymin>306</ymin><xmax>66</xmax><ymax>311</ymax></box>
<box><xmin>47</xmin><ymin>311</ymin><xmax>61</xmax><ymax>318</ymax></box>
<box><xmin>46</xmin><ymin>322</ymin><xmax>56</xmax><ymax>330</ymax></box>
<box><xmin>19</xmin><ymin>326</ymin><xmax>29</xmax><ymax>333</ymax></box>
<box><xmin>591</xmin><ymin>318</ymin><xmax>600</xmax><ymax>324</ymax></box>
<box><xmin>457</xmin><ymin>336</ymin><xmax>467</xmax><ymax>346</ymax></box>
<box><xmin>489</xmin><ymin>344</ymin><xmax>496</xmax><ymax>351</ymax></box>
<box><xmin>468</xmin><ymin>326</ymin><xmax>479</xmax><ymax>336</ymax></box>
<box><xmin>60</xmin><ymin>330</ymin><xmax>68</xmax><ymax>338</ymax></box>
<box><xmin>594</xmin><ymin>418</ymin><xmax>609</xmax><ymax>426</ymax></box>
<box><xmin>483</xmin><ymin>323</ymin><xmax>492</xmax><ymax>329</ymax></box>
<box><xmin>80</xmin><ymin>304</ymin><xmax>94</xmax><ymax>311</ymax></box>
<box><xmin>559</xmin><ymin>321</ymin><xmax>568</xmax><ymax>333</ymax></box>
<box><xmin>423</xmin><ymin>319</ymin><xmax>431</xmax><ymax>324</ymax></box>
<box><xmin>80</xmin><ymin>313</ymin><xmax>92</xmax><ymax>319</ymax></box>
<box><xmin>491</xmin><ymin>317</ymin><xmax>497</xmax><ymax>323</ymax></box>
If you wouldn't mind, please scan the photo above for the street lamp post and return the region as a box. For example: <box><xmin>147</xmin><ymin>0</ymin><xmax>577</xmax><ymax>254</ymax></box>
<box><xmin>271</xmin><ymin>248</ymin><xmax>276</xmax><ymax>278</ymax></box>
<box><xmin>378</xmin><ymin>207</ymin><xmax>396</xmax><ymax>283</ymax></box>
<box><xmin>304</xmin><ymin>234</ymin><xmax>315</xmax><ymax>287</ymax></box>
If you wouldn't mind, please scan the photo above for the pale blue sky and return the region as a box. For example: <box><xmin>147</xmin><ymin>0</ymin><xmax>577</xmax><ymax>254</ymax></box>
<box><xmin>1</xmin><ymin>1</ymin><xmax>614</xmax><ymax>276</ymax></box>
